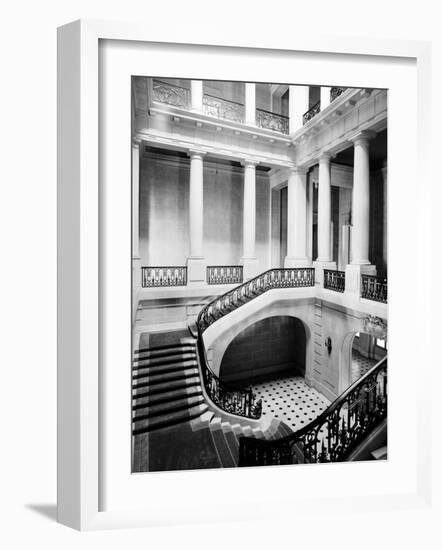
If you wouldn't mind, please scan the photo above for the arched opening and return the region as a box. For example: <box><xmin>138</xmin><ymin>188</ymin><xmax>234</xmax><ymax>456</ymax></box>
<box><xmin>219</xmin><ymin>316</ymin><xmax>306</xmax><ymax>385</ymax></box>
<box><xmin>351</xmin><ymin>331</ymin><xmax>387</xmax><ymax>384</ymax></box>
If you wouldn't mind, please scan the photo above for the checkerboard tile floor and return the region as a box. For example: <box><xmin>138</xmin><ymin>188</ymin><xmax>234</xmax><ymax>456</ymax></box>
<box><xmin>249</xmin><ymin>376</ymin><xmax>331</xmax><ymax>432</ymax></box>
<box><xmin>351</xmin><ymin>350</ymin><xmax>377</xmax><ymax>383</ymax></box>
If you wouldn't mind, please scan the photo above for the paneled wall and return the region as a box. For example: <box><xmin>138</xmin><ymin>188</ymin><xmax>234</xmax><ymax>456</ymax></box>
<box><xmin>139</xmin><ymin>150</ymin><xmax>270</xmax><ymax>270</ymax></box>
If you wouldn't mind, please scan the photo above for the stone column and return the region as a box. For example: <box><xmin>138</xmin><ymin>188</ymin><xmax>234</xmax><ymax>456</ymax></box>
<box><xmin>320</xmin><ymin>87</ymin><xmax>331</xmax><ymax>110</ymax></box>
<box><xmin>132</xmin><ymin>140</ymin><xmax>141</xmax><ymax>318</ymax></box>
<box><xmin>345</xmin><ymin>131</ymin><xmax>377</xmax><ymax>295</ymax></box>
<box><xmin>289</xmin><ymin>85</ymin><xmax>310</xmax><ymax>134</ymax></box>
<box><xmin>285</xmin><ymin>167</ymin><xmax>309</xmax><ymax>267</ymax></box>
<box><xmin>191</xmin><ymin>80</ymin><xmax>203</xmax><ymax>112</ymax></box>
<box><xmin>245</xmin><ymin>83</ymin><xmax>256</xmax><ymax>126</ymax></box>
<box><xmin>313</xmin><ymin>154</ymin><xmax>336</xmax><ymax>282</ymax></box>
<box><xmin>187</xmin><ymin>149</ymin><xmax>206</xmax><ymax>285</ymax></box>
<box><xmin>242</xmin><ymin>159</ymin><xmax>259</xmax><ymax>279</ymax></box>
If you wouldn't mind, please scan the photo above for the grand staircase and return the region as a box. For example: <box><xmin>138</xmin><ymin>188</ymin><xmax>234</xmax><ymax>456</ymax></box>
<box><xmin>132</xmin><ymin>329</ymin><xmax>292</xmax><ymax>471</ymax></box>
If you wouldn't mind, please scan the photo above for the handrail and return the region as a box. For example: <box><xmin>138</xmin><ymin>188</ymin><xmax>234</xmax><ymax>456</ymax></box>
<box><xmin>302</xmin><ymin>100</ymin><xmax>321</xmax><ymax>125</ymax></box>
<box><xmin>193</xmin><ymin>268</ymin><xmax>315</xmax><ymax>419</ymax></box>
<box><xmin>152</xmin><ymin>78</ymin><xmax>190</xmax><ymax>91</ymax></box>
<box><xmin>239</xmin><ymin>355</ymin><xmax>387</xmax><ymax>466</ymax></box>
<box><xmin>255</xmin><ymin>107</ymin><xmax>289</xmax><ymax>120</ymax></box>
<box><xmin>203</xmin><ymin>92</ymin><xmax>244</xmax><ymax>107</ymax></box>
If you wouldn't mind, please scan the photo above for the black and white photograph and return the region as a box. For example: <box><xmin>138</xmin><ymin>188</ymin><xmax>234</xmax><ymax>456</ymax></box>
<box><xmin>131</xmin><ymin>78</ymin><xmax>388</xmax><ymax>473</ymax></box>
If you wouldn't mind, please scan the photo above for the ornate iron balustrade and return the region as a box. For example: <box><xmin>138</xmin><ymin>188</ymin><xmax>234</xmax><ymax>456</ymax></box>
<box><xmin>330</xmin><ymin>87</ymin><xmax>345</xmax><ymax>102</ymax></box>
<box><xmin>141</xmin><ymin>266</ymin><xmax>187</xmax><ymax>288</ymax></box>
<box><xmin>202</xmin><ymin>93</ymin><xmax>244</xmax><ymax>123</ymax></box>
<box><xmin>239</xmin><ymin>356</ymin><xmax>387</xmax><ymax>466</ymax></box>
<box><xmin>302</xmin><ymin>101</ymin><xmax>321</xmax><ymax>125</ymax></box>
<box><xmin>194</xmin><ymin>268</ymin><xmax>315</xmax><ymax>420</ymax></box>
<box><xmin>151</xmin><ymin>79</ymin><xmax>191</xmax><ymax>109</ymax></box>
<box><xmin>207</xmin><ymin>266</ymin><xmax>243</xmax><ymax>285</ymax></box>
<box><xmin>361</xmin><ymin>275</ymin><xmax>387</xmax><ymax>303</ymax></box>
<box><xmin>256</xmin><ymin>109</ymin><xmax>289</xmax><ymax>134</ymax></box>
<box><xmin>324</xmin><ymin>269</ymin><xmax>345</xmax><ymax>293</ymax></box>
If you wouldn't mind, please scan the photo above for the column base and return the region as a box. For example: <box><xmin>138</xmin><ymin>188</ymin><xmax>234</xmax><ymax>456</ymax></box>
<box><xmin>242</xmin><ymin>257</ymin><xmax>259</xmax><ymax>281</ymax></box>
<box><xmin>284</xmin><ymin>256</ymin><xmax>310</xmax><ymax>268</ymax></box>
<box><xmin>345</xmin><ymin>263</ymin><xmax>377</xmax><ymax>296</ymax></box>
<box><xmin>187</xmin><ymin>257</ymin><xmax>207</xmax><ymax>286</ymax></box>
<box><xmin>312</xmin><ymin>260</ymin><xmax>337</xmax><ymax>286</ymax></box>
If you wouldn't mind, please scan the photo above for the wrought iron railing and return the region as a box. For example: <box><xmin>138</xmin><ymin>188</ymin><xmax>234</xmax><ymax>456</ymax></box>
<box><xmin>330</xmin><ymin>87</ymin><xmax>345</xmax><ymax>102</ymax></box>
<box><xmin>202</xmin><ymin>93</ymin><xmax>244</xmax><ymax>123</ymax></box>
<box><xmin>239</xmin><ymin>356</ymin><xmax>387</xmax><ymax>466</ymax></box>
<box><xmin>151</xmin><ymin>79</ymin><xmax>191</xmax><ymax>109</ymax></box>
<box><xmin>361</xmin><ymin>275</ymin><xmax>387</xmax><ymax>303</ymax></box>
<box><xmin>324</xmin><ymin>269</ymin><xmax>345</xmax><ymax>293</ymax></box>
<box><xmin>194</xmin><ymin>268</ymin><xmax>315</xmax><ymax>419</ymax></box>
<box><xmin>141</xmin><ymin>266</ymin><xmax>187</xmax><ymax>287</ymax></box>
<box><xmin>207</xmin><ymin>266</ymin><xmax>243</xmax><ymax>285</ymax></box>
<box><xmin>302</xmin><ymin>100</ymin><xmax>321</xmax><ymax>125</ymax></box>
<box><xmin>256</xmin><ymin>108</ymin><xmax>289</xmax><ymax>134</ymax></box>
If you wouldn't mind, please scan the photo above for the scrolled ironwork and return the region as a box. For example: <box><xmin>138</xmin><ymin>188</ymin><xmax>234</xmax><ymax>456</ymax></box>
<box><xmin>239</xmin><ymin>356</ymin><xmax>387</xmax><ymax>466</ymax></box>
<box><xmin>207</xmin><ymin>265</ymin><xmax>243</xmax><ymax>285</ymax></box>
<box><xmin>302</xmin><ymin>101</ymin><xmax>321</xmax><ymax>125</ymax></box>
<box><xmin>256</xmin><ymin>108</ymin><xmax>289</xmax><ymax>134</ymax></box>
<box><xmin>151</xmin><ymin>79</ymin><xmax>191</xmax><ymax>109</ymax></box>
<box><xmin>193</xmin><ymin>268</ymin><xmax>315</xmax><ymax>420</ymax></box>
<box><xmin>141</xmin><ymin>266</ymin><xmax>187</xmax><ymax>287</ymax></box>
<box><xmin>330</xmin><ymin>87</ymin><xmax>345</xmax><ymax>102</ymax></box>
<box><xmin>202</xmin><ymin>93</ymin><xmax>244</xmax><ymax>123</ymax></box>
<box><xmin>324</xmin><ymin>269</ymin><xmax>345</xmax><ymax>293</ymax></box>
<box><xmin>361</xmin><ymin>275</ymin><xmax>387</xmax><ymax>303</ymax></box>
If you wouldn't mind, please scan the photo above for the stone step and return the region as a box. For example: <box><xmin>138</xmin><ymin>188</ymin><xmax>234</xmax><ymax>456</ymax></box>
<box><xmin>133</xmin><ymin>351</ymin><xmax>196</xmax><ymax>368</ymax></box>
<box><xmin>132</xmin><ymin>376</ymin><xmax>201</xmax><ymax>397</ymax></box>
<box><xmin>210</xmin><ymin>422</ymin><xmax>236</xmax><ymax>468</ymax></box>
<box><xmin>134</xmin><ymin>342</ymin><xmax>195</xmax><ymax>357</ymax></box>
<box><xmin>132</xmin><ymin>403</ymin><xmax>208</xmax><ymax>434</ymax></box>
<box><xmin>132</xmin><ymin>367</ymin><xmax>200</xmax><ymax>389</ymax></box>
<box><xmin>132</xmin><ymin>358</ymin><xmax>197</xmax><ymax>378</ymax></box>
<box><xmin>133</xmin><ymin>394</ymin><xmax>205</xmax><ymax>420</ymax></box>
<box><xmin>133</xmin><ymin>386</ymin><xmax>203</xmax><ymax>408</ymax></box>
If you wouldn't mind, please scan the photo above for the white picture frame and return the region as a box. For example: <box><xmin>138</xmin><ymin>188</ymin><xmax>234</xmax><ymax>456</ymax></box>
<box><xmin>57</xmin><ymin>19</ymin><xmax>432</xmax><ymax>531</ymax></box>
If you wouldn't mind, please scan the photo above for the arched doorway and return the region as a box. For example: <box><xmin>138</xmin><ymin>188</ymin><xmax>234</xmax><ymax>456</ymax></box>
<box><xmin>351</xmin><ymin>331</ymin><xmax>387</xmax><ymax>384</ymax></box>
<box><xmin>219</xmin><ymin>316</ymin><xmax>306</xmax><ymax>385</ymax></box>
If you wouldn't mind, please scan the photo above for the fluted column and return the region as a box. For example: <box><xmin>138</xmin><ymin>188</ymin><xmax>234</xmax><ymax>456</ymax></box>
<box><xmin>242</xmin><ymin>159</ymin><xmax>259</xmax><ymax>279</ymax></box>
<box><xmin>351</xmin><ymin>131</ymin><xmax>374</xmax><ymax>265</ymax></box>
<box><xmin>317</xmin><ymin>154</ymin><xmax>332</xmax><ymax>262</ymax></box>
<box><xmin>191</xmin><ymin>80</ymin><xmax>203</xmax><ymax>112</ymax></box>
<box><xmin>285</xmin><ymin>167</ymin><xmax>309</xmax><ymax>267</ymax></box>
<box><xmin>345</xmin><ymin>131</ymin><xmax>377</xmax><ymax>296</ymax></box>
<box><xmin>320</xmin><ymin>87</ymin><xmax>331</xmax><ymax>110</ymax></box>
<box><xmin>289</xmin><ymin>85</ymin><xmax>309</xmax><ymax>134</ymax></box>
<box><xmin>187</xmin><ymin>149</ymin><xmax>206</xmax><ymax>284</ymax></box>
<box><xmin>245</xmin><ymin>83</ymin><xmax>256</xmax><ymax>126</ymax></box>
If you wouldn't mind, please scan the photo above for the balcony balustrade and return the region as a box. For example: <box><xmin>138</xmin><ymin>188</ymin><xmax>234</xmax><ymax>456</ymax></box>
<box><xmin>324</xmin><ymin>269</ymin><xmax>346</xmax><ymax>293</ymax></box>
<box><xmin>141</xmin><ymin>266</ymin><xmax>187</xmax><ymax>288</ymax></box>
<box><xmin>361</xmin><ymin>275</ymin><xmax>387</xmax><ymax>303</ymax></box>
<box><xmin>207</xmin><ymin>266</ymin><xmax>243</xmax><ymax>285</ymax></box>
<box><xmin>330</xmin><ymin>87</ymin><xmax>345</xmax><ymax>102</ymax></box>
<box><xmin>151</xmin><ymin>79</ymin><xmax>190</xmax><ymax>109</ymax></box>
<box><xmin>202</xmin><ymin>93</ymin><xmax>245</xmax><ymax>123</ymax></box>
<box><xmin>302</xmin><ymin>100</ymin><xmax>321</xmax><ymax>125</ymax></box>
<box><xmin>255</xmin><ymin>108</ymin><xmax>289</xmax><ymax>134</ymax></box>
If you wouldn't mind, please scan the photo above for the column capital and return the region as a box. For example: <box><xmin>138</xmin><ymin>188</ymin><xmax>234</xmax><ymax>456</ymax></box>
<box><xmin>318</xmin><ymin>152</ymin><xmax>332</xmax><ymax>164</ymax></box>
<box><xmin>241</xmin><ymin>158</ymin><xmax>260</xmax><ymax>168</ymax></box>
<box><xmin>132</xmin><ymin>137</ymin><xmax>141</xmax><ymax>148</ymax></box>
<box><xmin>288</xmin><ymin>165</ymin><xmax>309</xmax><ymax>176</ymax></box>
<box><xmin>187</xmin><ymin>148</ymin><xmax>206</xmax><ymax>159</ymax></box>
<box><xmin>350</xmin><ymin>129</ymin><xmax>376</xmax><ymax>146</ymax></box>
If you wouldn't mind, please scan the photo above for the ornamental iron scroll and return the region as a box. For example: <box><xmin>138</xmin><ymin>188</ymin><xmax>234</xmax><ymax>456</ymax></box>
<box><xmin>363</xmin><ymin>315</ymin><xmax>387</xmax><ymax>338</ymax></box>
<box><xmin>255</xmin><ymin>109</ymin><xmax>289</xmax><ymax>134</ymax></box>
<box><xmin>239</xmin><ymin>356</ymin><xmax>387</xmax><ymax>466</ymax></box>
<box><xmin>151</xmin><ymin>79</ymin><xmax>191</xmax><ymax>109</ymax></box>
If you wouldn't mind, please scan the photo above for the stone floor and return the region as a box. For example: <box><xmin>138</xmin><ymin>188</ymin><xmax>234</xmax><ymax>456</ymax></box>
<box><xmin>351</xmin><ymin>349</ymin><xmax>377</xmax><ymax>383</ymax></box>
<box><xmin>249</xmin><ymin>375</ymin><xmax>331</xmax><ymax>432</ymax></box>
